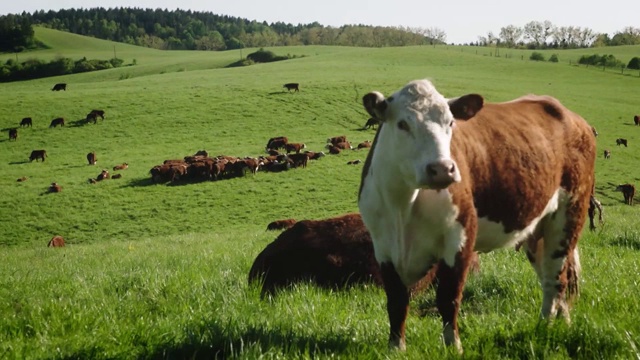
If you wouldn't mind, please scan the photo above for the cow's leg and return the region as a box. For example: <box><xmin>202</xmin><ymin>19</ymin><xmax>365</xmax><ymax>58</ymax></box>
<box><xmin>538</xmin><ymin>191</ymin><xmax>586</xmax><ymax>322</ymax></box>
<box><xmin>380</xmin><ymin>262</ymin><xmax>409</xmax><ymax>351</ymax></box>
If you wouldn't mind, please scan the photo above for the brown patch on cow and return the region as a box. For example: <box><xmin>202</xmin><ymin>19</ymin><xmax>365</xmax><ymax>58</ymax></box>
<box><xmin>48</xmin><ymin>235</ymin><xmax>65</xmax><ymax>247</ymax></box>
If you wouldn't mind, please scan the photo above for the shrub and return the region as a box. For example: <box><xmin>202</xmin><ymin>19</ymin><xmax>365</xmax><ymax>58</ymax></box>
<box><xmin>246</xmin><ymin>48</ymin><xmax>288</xmax><ymax>63</ymax></box>
<box><xmin>548</xmin><ymin>54</ymin><xmax>559</xmax><ymax>63</ymax></box>
<box><xmin>530</xmin><ymin>52</ymin><xmax>545</xmax><ymax>61</ymax></box>
<box><xmin>627</xmin><ymin>57</ymin><xmax>640</xmax><ymax>70</ymax></box>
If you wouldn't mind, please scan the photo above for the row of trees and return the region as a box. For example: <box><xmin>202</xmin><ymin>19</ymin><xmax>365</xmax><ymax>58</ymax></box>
<box><xmin>0</xmin><ymin>8</ymin><xmax>443</xmax><ymax>52</ymax></box>
<box><xmin>475</xmin><ymin>21</ymin><xmax>640</xmax><ymax>49</ymax></box>
<box><xmin>0</xmin><ymin>14</ymin><xmax>38</xmax><ymax>52</ymax></box>
<box><xmin>0</xmin><ymin>56</ymin><xmax>127</xmax><ymax>82</ymax></box>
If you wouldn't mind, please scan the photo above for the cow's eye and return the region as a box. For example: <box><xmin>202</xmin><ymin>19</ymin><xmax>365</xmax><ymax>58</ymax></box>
<box><xmin>397</xmin><ymin>120</ymin><xmax>410</xmax><ymax>132</ymax></box>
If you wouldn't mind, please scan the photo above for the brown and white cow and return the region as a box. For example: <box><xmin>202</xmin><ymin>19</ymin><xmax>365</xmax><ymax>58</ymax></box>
<box><xmin>48</xmin><ymin>235</ymin><xmax>65</xmax><ymax>247</ymax></box>
<box><xmin>359</xmin><ymin>79</ymin><xmax>595</xmax><ymax>352</ymax></box>
<box><xmin>48</xmin><ymin>182</ymin><xmax>62</xmax><ymax>193</ymax></box>
<box><xmin>615</xmin><ymin>183</ymin><xmax>635</xmax><ymax>205</ymax></box>
<box><xmin>87</xmin><ymin>152</ymin><xmax>97</xmax><ymax>165</ymax></box>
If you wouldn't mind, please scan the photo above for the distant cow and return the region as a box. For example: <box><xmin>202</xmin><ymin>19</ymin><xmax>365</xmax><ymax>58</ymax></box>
<box><xmin>87</xmin><ymin>152</ymin><xmax>97</xmax><ymax>165</ymax></box>
<box><xmin>615</xmin><ymin>183</ymin><xmax>635</xmax><ymax>205</ymax></box>
<box><xmin>17</xmin><ymin>176</ymin><xmax>28</xmax><ymax>182</ymax></box>
<box><xmin>604</xmin><ymin>149</ymin><xmax>611</xmax><ymax>159</ymax></box>
<box><xmin>634</xmin><ymin>115</ymin><xmax>639</xmax><ymax>126</ymax></box>
<box><xmin>111</xmin><ymin>173</ymin><xmax>122</xmax><ymax>179</ymax></box>
<box><xmin>616</xmin><ymin>138</ymin><xmax>628</xmax><ymax>147</ymax></box>
<box><xmin>97</xmin><ymin>169</ymin><xmax>110</xmax><ymax>181</ymax></box>
<box><xmin>284</xmin><ymin>142</ymin><xmax>306</xmax><ymax>154</ymax></box>
<box><xmin>283</xmin><ymin>83</ymin><xmax>299</xmax><ymax>92</ymax></box>
<box><xmin>266</xmin><ymin>219</ymin><xmax>297</xmax><ymax>231</ymax></box>
<box><xmin>364</xmin><ymin>117</ymin><xmax>380</xmax><ymax>130</ymax></box>
<box><xmin>29</xmin><ymin>150</ymin><xmax>47</xmax><ymax>162</ymax></box>
<box><xmin>347</xmin><ymin>159</ymin><xmax>362</xmax><ymax>165</ymax></box>
<box><xmin>327</xmin><ymin>136</ymin><xmax>347</xmax><ymax>145</ymax></box>
<box><xmin>48</xmin><ymin>182</ymin><xmax>62</xmax><ymax>193</ymax></box>
<box><xmin>85</xmin><ymin>112</ymin><xmax>98</xmax><ymax>124</ymax></box>
<box><xmin>49</xmin><ymin>117</ymin><xmax>65</xmax><ymax>128</ymax></box>
<box><xmin>327</xmin><ymin>141</ymin><xmax>352</xmax><ymax>150</ymax></box>
<box><xmin>51</xmin><ymin>83</ymin><xmax>67</xmax><ymax>91</ymax></box>
<box><xmin>20</xmin><ymin>117</ymin><xmax>32</xmax><ymax>127</ymax></box>
<box><xmin>8</xmin><ymin>128</ymin><xmax>17</xmax><ymax>141</ymax></box>
<box><xmin>89</xmin><ymin>109</ymin><xmax>105</xmax><ymax>120</ymax></box>
<box><xmin>194</xmin><ymin>150</ymin><xmax>209</xmax><ymax>157</ymax></box>
<box><xmin>113</xmin><ymin>163</ymin><xmax>128</xmax><ymax>171</ymax></box>
<box><xmin>590</xmin><ymin>126</ymin><xmax>598</xmax><ymax>137</ymax></box>
<box><xmin>288</xmin><ymin>153</ymin><xmax>309</xmax><ymax>168</ymax></box>
<box><xmin>266</xmin><ymin>136</ymin><xmax>288</xmax><ymax>151</ymax></box>
<box><xmin>305</xmin><ymin>151</ymin><xmax>326</xmax><ymax>160</ymax></box>
<box><xmin>47</xmin><ymin>235</ymin><xmax>65</xmax><ymax>247</ymax></box>
<box><xmin>357</xmin><ymin>141</ymin><xmax>372</xmax><ymax>149</ymax></box>
<box><xmin>327</xmin><ymin>145</ymin><xmax>341</xmax><ymax>154</ymax></box>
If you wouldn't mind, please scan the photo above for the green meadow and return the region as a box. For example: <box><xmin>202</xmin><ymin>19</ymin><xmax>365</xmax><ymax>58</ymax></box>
<box><xmin>1</xmin><ymin>27</ymin><xmax>640</xmax><ymax>359</ymax></box>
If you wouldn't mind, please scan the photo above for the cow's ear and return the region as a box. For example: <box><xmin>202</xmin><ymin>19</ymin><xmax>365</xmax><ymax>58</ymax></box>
<box><xmin>448</xmin><ymin>94</ymin><xmax>484</xmax><ymax>120</ymax></box>
<box><xmin>363</xmin><ymin>91</ymin><xmax>388</xmax><ymax>121</ymax></box>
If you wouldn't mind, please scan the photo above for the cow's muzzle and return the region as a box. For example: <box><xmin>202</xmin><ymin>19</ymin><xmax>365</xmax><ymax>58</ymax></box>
<box><xmin>425</xmin><ymin>160</ymin><xmax>460</xmax><ymax>189</ymax></box>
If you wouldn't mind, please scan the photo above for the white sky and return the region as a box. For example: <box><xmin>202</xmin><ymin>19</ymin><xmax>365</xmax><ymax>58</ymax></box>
<box><xmin>1</xmin><ymin>0</ymin><xmax>638</xmax><ymax>44</ymax></box>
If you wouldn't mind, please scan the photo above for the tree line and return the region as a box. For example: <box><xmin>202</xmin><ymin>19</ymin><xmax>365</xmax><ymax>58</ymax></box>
<box><xmin>0</xmin><ymin>8</ymin><xmax>445</xmax><ymax>52</ymax></box>
<box><xmin>474</xmin><ymin>20</ymin><xmax>640</xmax><ymax>49</ymax></box>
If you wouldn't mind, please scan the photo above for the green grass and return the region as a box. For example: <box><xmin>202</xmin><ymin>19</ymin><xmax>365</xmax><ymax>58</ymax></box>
<box><xmin>1</xmin><ymin>28</ymin><xmax>640</xmax><ymax>359</ymax></box>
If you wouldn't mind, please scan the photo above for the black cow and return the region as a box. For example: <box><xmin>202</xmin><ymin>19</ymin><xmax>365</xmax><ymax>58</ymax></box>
<box><xmin>363</xmin><ymin>117</ymin><xmax>380</xmax><ymax>130</ymax></box>
<box><xmin>49</xmin><ymin>117</ymin><xmax>65</xmax><ymax>128</ymax></box>
<box><xmin>87</xmin><ymin>152</ymin><xmax>97</xmax><ymax>165</ymax></box>
<box><xmin>20</xmin><ymin>117</ymin><xmax>32</xmax><ymax>127</ymax></box>
<box><xmin>8</xmin><ymin>128</ymin><xmax>17</xmax><ymax>141</ymax></box>
<box><xmin>89</xmin><ymin>109</ymin><xmax>105</xmax><ymax>120</ymax></box>
<box><xmin>51</xmin><ymin>83</ymin><xmax>67</xmax><ymax>91</ymax></box>
<box><xmin>29</xmin><ymin>150</ymin><xmax>47</xmax><ymax>162</ymax></box>
<box><xmin>283</xmin><ymin>83</ymin><xmax>299</xmax><ymax>92</ymax></box>
<box><xmin>616</xmin><ymin>138</ymin><xmax>628</xmax><ymax>147</ymax></box>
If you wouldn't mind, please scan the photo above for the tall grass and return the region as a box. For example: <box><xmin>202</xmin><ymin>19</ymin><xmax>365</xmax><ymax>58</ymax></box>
<box><xmin>1</xmin><ymin>28</ymin><xmax>639</xmax><ymax>359</ymax></box>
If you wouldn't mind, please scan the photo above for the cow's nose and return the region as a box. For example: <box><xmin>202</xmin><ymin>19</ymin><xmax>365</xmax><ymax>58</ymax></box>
<box><xmin>426</xmin><ymin>160</ymin><xmax>457</xmax><ymax>189</ymax></box>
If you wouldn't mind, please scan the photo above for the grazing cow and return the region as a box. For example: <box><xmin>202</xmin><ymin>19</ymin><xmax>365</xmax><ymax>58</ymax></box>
<box><xmin>249</xmin><ymin>213</ymin><xmax>472</xmax><ymax>298</ymax></box>
<box><xmin>8</xmin><ymin>128</ymin><xmax>17</xmax><ymax>141</ymax></box>
<box><xmin>96</xmin><ymin>169</ymin><xmax>110</xmax><ymax>181</ymax></box>
<box><xmin>49</xmin><ymin>117</ymin><xmax>65</xmax><ymax>128</ymax></box>
<box><xmin>359</xmin><ymin>79</ymin><xmax>595</xmax><ymax>352</ymax></box>
<box><xmin>588</xmin><ymin>195</ymin><xmax>604</xmax><ymax>231</ymax></box>
<box><xmin>288</xmin><ymin>153</ymin><xmax>309</xmax><ymax>168</ymax></box>
<box><xmin>48</xmin><ymin>182</ymin><xmax>62</xmax><ymax>193</ymax></box>
<box><xmin>113</xmin><ymin>163</ymin><xmax>128</xmax><ymax>171</ymax></box>
<box><xmin>634</xmin><ymin>115</ymin><xmax>639</xmax><ymax>126</ymax></box>
<box><xmin>284</xmin><ymin>142</ymin><xmax>306</xmax><ymax>154</ymax></box>
<box><xmin>20</xmin><ymin>117</ymin><xmax>32</xmax><ymax>127</ymax></box>
<box><xmin>604</xmin><ymin>149</ymin><xmax>611</xmax><ymax>159</ymax></box>
<box><xmin>327</xmin><ymin>136</ymin><xmax>347</xmax><ymax>145</ymax></box>
<box><xmin>89</xmin><ymin>109</ymin><xmax>105</xmax><ymax>120</ymax></box>
<box><xmin>266</xmin><ymin>137</ymin><xmax>288</xmax><ymax>151</ymax></box>
<box><xmin>51</xmin><ymin>83</ymin><xmax>67</xmax><ymax>91</ymax></box>
<box><xmin>364</xmin><ymin>117</ymin><xmax>380</xmax><ymax>130</ymax></box>
<box><xmin>111</xmin><ymin>173</ymin><xmax>122</xmax><ymax>179</ymax></box>
<box><xmin>357</xmin><ymin>141</ymin><xmax>372</xmax><ymax>149</ymax></box>
<box><xmin>29</xmin><ymin>150</ymin><xmax>47</xmax><ymax>162</ymax></box>
<box><xmin>266</xmin><ymin>219</ymin><xmax>298</xmax><ymax>231</ymax></box>
<box><xmin>17</xmin><ymin>176</ymin><xmax>28</xmax><ymax>182</ymax></box>
<box><xmin>85</xmin><ymin>112</ymin><xmax>98</xmax><ymax>124</ymax></box>
<box><xmin>615</xmin><ymin>184</ymin><xmax>635</xmax><ymax>205</ymax></box>
<box><xmin>283</xmin><ymin>83</ymin><xmax>299</xmax><ymax>92</ymax></box>
<box><xmin>616</xmin><ymin>138</ymin><xmax>628</xmax><ymax>147</ymax></box>
<box><xmin>47</xmin><ymin>235</ymin><xmax>65</xmax><ymax>247</ymax></box>
<box><xmin>347</xmin><ymin>159</ymin><xmax>362</xmax><ymax>165</ymax></box>
<box><xmin>87</xmin><ymin>152</ymin><xmax>97</xmax><ymax>165</ymax></box>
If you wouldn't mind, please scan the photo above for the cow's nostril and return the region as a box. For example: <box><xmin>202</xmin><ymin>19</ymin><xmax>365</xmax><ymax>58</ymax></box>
<box><xmin>448</xmin><ymin>163</ymin><xmax>456</xmax><ymax>174</ymax></box>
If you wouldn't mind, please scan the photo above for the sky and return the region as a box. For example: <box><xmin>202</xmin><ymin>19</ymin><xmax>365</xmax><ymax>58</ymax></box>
<box><xmin>1</xmin><ymin>0</ymin><xmax>638</xmax><ymax>45</ymax></box>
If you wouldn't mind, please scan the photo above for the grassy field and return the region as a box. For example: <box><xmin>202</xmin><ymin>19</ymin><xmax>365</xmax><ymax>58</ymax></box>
<box><xmin>1</xmin><ymin>27</ymin><xmax>640</xmax><ymax>359</ymax></box>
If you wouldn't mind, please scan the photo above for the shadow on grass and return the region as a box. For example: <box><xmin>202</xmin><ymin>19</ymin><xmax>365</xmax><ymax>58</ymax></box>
<box><xmin>267</xmin><ymin>91</ymin><xmax>296</xmax><ymax>96</ymax></box>
<box><xmin>9</xmin><ymin>160</ymin><xmax>30</xmax><ymax>165</ymax></box>
<box><xmin>122</xmin><ymin>177</ymin><xmax>156</xmax><ymax>188</ymax></box>
<box><xmin>610</xmin><ymin>232</ymin><xmax>640</xmax><ymax>250</ymax></box>
<box><xmin>149</xmin><ymin>323</ymin><xmax>354</xmax><ymax>359</ymax></box>
<box><xmin>67</xmin><ymin>118</ymin><xmax>97</xmax><ymax>128</ymax></box>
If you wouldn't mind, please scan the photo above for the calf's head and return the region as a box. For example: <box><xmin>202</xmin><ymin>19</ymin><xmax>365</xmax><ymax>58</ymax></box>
<box><xmin>363</xmin><ymin>79</ymin><xmax>483</xmax><ymax>190</ymax></box>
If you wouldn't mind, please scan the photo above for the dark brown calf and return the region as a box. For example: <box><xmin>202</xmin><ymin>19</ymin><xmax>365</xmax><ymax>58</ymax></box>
<box><xmin>29</xmin><ymin>150</ymin><xmax>47</xmax><ymax>162</ymax></box>
<box><xmin>20</xmin><ymin>117</ymin><xmax>32</xmax><ymax>127</ymax></box>
<box><xmin>283</xmin><ymin>83</ymin><xmax>299</xmax><ymax>92</ymax></box>
<box><xmin>87</xmin><ymin>152</ymin><xmax>97</xmax><ymax>165</ymax></box>
<box><xmin>49</xmin><ymin>117</ymin><xmax>65</xmax><ymax>128</ymax></box>
<box><xmin>48</xmin><ymin>235</ymin><xmax>65</xmax><ymax>247</ymax></box>
<box><xmin>266</xmin><ymin>136</ymin><xmax>288</xmax><ymax>150</ymax></box>
<box><xmin>327</xmin><ymin>145</ymin><xmax>341</xmax><ymax>154</ymax></box>
<box><xmin>288</xmin><ymin>153</ymin><xmax>309</xmax><ymax>168</ymax></box>
<box><xmin>615</xmin><ymin>183</ymin><xmax>635</xmax><ymax>205</ymax></box>
<box><xmin>8</xmin><ymin>128</ymin><xmax>17</xmax><ymax>141</ymax></box>
<box><xmin>266</xmin><ymin>219</ymin><xmax>297</xmax><ymax>231</ymax></box>
<box><xmin>327</xmin><ymin>136</ymin><xmax>347</xmax><ymax>145</ymax></box>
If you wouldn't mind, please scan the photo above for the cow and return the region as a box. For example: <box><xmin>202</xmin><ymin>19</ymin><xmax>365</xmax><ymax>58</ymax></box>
<box><xmin>8</xmin><ymin>128</ymin><xmax>17</xmax><ymax>141</ymax></box>
<box><xmin>358</xmin><ymin>79</ymin><xmax>596</xmax><ymax>352</ymax></box>
<box><xmin>634</xmin><ymin>115</ymin><xmax>639</xmax><ymax>126</ymax></box>
<box><xmin>284</xmin><ymin>142</ymin><xmax>306</xmax><ymax>154</ymax></box>
<box><xmin>113</xmin><ymin>163</ymin><xmax>128</xmax><ymax>171</ymax></box>
<box><xmin>326</xmin><ymin>141</ymin><xmax>352</xmax><ymax>151</ymax></box>
<box><xmin>288</xmin><ymin>153</ymin><xmax>309</xmax><ymax>168</ymax></box>
<box><xmin>49</xmin><ymin>117</ymin><xmax>65</xmax><ymax>128</ymax></box>
<box><xmin>96</xmin><ymin>169</ymin><xmax>110</xmax><ymax>181</ymax></box>
<box><xmin>51</xmin><ymin>83</ymin><xmax>67</xmax><ymax>91</ymax></box>
<box><xmin>615</xmin><ymin>184</ymin><xmax>635</xmax><ymax>205</ymax></box>
<box><xmin>111</xmin><ymin>174</ymin><xmax>122</xmax><ymax>179</ymax></box>
<box><xmin>29</xmin><ymin>150</ymin><xmax>47</xmax><ymax>162</ymax></box>
<box><xmin>347</xmin><ymin>160</ymin><xmax>362</xmax><ymax>165</ymax></box>
<box><xmin>327</xmin><ymin>136</ymin><xmax>347</xmax><ymax>145</ymax></box>
<box><xmin>89</xmin><ymin>109</ymin><xmax>105</xmax><ymax>120</ymax></box>
<box><xmin>266</xmin><ymin>219</ymin><xmax>298</xmax><ymax>231</ymax></box>
<box><xmin>47</xmin><ymin>235</ymin><xmax>65</xmax><ymax>247</ymax></box>
<box><xmin>327</xmin><ymin>145</ymin><xmax>341</xmax><ymax>155</ymax></box>
<box><xmin>364</xmin><ymin>117</ymin><xmax>380</xmax><ymax>130</ymax></box>
<box><xmin>17</xmin><ymin>176</ymin><xmax>28</xmax><ymax>182</ymax></box>
<box><xmin>266</xmin><ymin>136</ymin><xmax>288</xmax><ymax>151</ymax></box>
<box><xmin>87</xmin><ymin>152</ymin><xmax>97</xmax><ymax>165</ymax></box>
<box><xmin>48</xmin><ymin>182</ymin><xmax>62</xmax><ymax>193</ymax></box>
<box><xmin>304</xmin><ymin>151</ymin><xmax>326</xmax><ymax>160</ymax></box>
<box><xmin>590</xmin><ymin>126</ymin><xmax>598</xmax><ymax>137</ymax></box>
<box><xmin>85</xmin><ymin>112</ymin><xmax>98</xmax><ymax>124</ymax></box>
<box><xmin>357</xmin><ymin>141</ymin><xmax>372</xmax><ymax>149</ymax></box>
<box><xmin>616</xmin><ymin>138</ymin><xmax>628</xmax><ymax>147</ymax></box>
<box><xmin>20</xmin><ymin>117</ymin><xmax>32</xmax><ymax>127</ymax></box>
<box><xmin>604</xmin><ymin>149</ymin><xmax>611</xmax><ymax>159</ymax></box>
<box><xmin>194</xmin><ymin>150</ymin><xmax>209</xmax><ymax>157</ymax></box>
<box><xmin>283</xmin><ymin>83</ymin><xmax>299</xmax><ymax>92</ymax></box>
<box><xmin>249</xmin><ymin>213</ymin><xmax>476</xmax><ymax>298</ymax></box>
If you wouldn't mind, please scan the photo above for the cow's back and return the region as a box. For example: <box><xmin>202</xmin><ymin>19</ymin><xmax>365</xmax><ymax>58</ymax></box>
<box><xmin>452</xmin><ymin>96</ymin><xmax>595</xmax><ymax>234</ymax></box>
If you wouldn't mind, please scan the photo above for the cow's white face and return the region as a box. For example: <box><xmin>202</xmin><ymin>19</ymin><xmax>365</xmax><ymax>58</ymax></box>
<box><xmin>364</xmin><ymin>80</ymin><xmax>478</xmax><ymax>190</ymax></box>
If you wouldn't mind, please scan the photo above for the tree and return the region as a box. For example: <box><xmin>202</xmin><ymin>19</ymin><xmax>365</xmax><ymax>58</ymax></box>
<box><xmin>499</xmin><ymin>25</ymin><xmax>523</xmax><ymax>48</ymax></box>
<box><xmin>628</xmin><ymin>57</ymin><xmax>640</xmax><ymax>70</ymax></box>
<box><xmin>424</xmin><ymin>27</ymin><xmax>446</xmax><ymax>45</ymax></box>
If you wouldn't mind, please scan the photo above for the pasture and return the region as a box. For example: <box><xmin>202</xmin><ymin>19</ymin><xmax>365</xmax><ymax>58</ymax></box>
<box><xmin>1</xmin><ymin>27</ymin><xmax>640</xmax><ymax>359</ymax></box>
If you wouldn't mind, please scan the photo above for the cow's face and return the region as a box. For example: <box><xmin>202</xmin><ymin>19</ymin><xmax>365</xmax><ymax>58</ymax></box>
<box><xmin>363</xmin><ymin>80</ymin><xmax>482</xmax><ymax>190</ymax></box>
